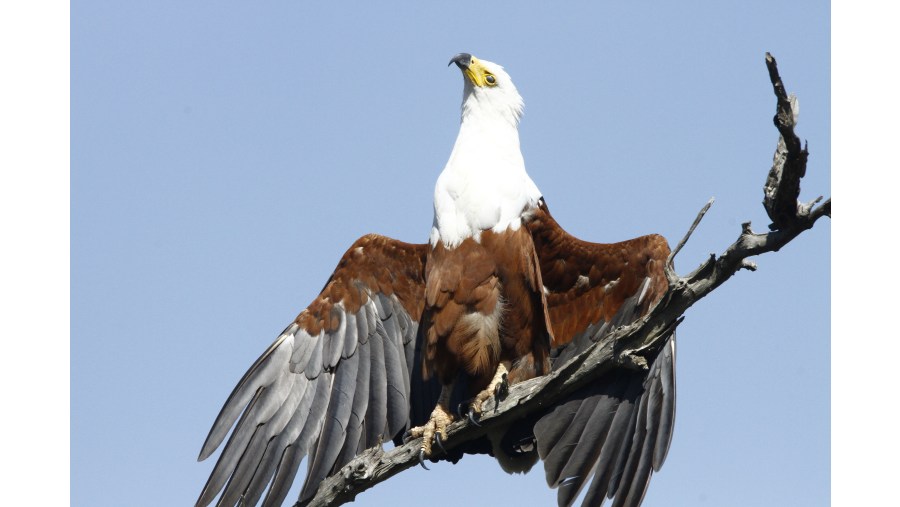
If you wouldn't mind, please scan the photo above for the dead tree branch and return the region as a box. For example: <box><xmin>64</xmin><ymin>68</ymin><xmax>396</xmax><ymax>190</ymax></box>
<box><xmin>298</xmin><ymin>53</ymin><xmax>830</xmax><ymax>507</ymax></box>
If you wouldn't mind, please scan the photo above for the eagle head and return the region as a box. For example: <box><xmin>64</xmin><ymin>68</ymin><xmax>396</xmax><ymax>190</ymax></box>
<box><xmin>449</xmin><ymin>53</ymin><xmax>524</xmax><ymax>126</ymax></box>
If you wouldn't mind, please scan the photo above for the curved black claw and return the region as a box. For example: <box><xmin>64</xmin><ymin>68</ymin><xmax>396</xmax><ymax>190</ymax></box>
<box><xmin>418</xmin><ymin>449</ymin><xmax>430</xmax><ymax>470</ymax></box>
<box><xmin>402</xmin><ymin>429</ymin><xmax>413</xmax><ymax>444</ymax></box>
<box><xmin>434</xmin><ymin>433</ymin><xmax>447</xmax><ymax>455</ymax></box>
<box><xmin>456</xmin><ymin>401</ymin><xmax>469</xmax><ymax>419</ymax></box>
<box><xmin>493</xmin><ymin>373</ymin><xmax>509</xmax><ymax>412</ymax></box>
<box><xmin>467</xmin><ymin>409</ymin><xmax>482</xmax><ymax>427</ymax></box>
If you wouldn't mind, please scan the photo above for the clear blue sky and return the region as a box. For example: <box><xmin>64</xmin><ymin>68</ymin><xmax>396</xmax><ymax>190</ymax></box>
<box><xmin>72</xmin><ymin>2</ymin><xmax>830</xmax><ymax>506</ymax></box>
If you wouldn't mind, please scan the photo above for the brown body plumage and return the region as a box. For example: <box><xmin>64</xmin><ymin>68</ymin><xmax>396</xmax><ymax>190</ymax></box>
<box><xmin>422</xmin><ymin>226</ymin><xmax>552</xmax><ymax>392</ymax></box>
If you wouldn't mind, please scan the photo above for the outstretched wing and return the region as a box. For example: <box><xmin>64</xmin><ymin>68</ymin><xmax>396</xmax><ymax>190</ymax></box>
<box><xmin>196</xmin><ymin>234</ymin><xmax>427</xmax><ymax>507</ymax></box>
<box><xmin>526</xmin><ymin>200</ymin><xmax>676</xmax><ymax>507</ymax></box>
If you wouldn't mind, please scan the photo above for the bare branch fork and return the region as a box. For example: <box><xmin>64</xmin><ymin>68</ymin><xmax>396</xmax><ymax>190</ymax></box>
<box><xmin>297</xmin><ymin>53</ymin><xmax>831</xmax><ymax>507</ymax></box>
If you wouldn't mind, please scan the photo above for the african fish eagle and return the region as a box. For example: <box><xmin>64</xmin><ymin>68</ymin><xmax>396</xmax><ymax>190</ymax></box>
<box><xmin>197</xmin><ymin>53</ymin><xmax>676</xmax><ymax>507</ymax></box>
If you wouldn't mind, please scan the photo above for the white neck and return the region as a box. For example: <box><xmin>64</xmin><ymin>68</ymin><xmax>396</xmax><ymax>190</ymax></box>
<box><xmin>430</xmin><ymin>91</ymin><xmax>542</xmax><ymax>248</ymax></box>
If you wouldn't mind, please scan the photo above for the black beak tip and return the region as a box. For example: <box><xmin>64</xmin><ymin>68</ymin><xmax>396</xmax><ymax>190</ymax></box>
<box><xmin>449</xmin><ymin>53</ymin><xmax>473</xmax><ymax>69</ymax></box>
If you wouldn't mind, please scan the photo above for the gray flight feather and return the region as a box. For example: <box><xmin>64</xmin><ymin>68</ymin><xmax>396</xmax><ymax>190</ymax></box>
<box><xmin>356</xmin><ymin>301</ymin><xmax>373</xmax><ymax>344</ymax></box>
<box><xmin>303</xmin><ymin>350</ymin><xmax>360</xmax><ymax>498</ymax></box>
<box><xmin>377</xmin><ymin>294</ymin><xmax>400</xmax><ymax>344</ymax></box>
<box><xmin>599</xmin><ymin>399</ymin><xmax>640</xmax><ymax>504</ymax></box>
<box><xmin>380</xmin><ymin>321</ymin><xmax>410</xmax><ymax>438</ymax></box>
<box><xmin>292</xmin><ymin>372</ymin><xmax>332</xmax><ymax>502</ymax></box>
<box><xmin>593</xmin><ymin>395</ymin><xmax>638</xmax><ymax>490</ymax></box>
<box><xmin>246</xmin><ymin>377</ymin><xmax>318</xmax><ymax>507</ymax></box>
<box><xmin>197</xmin><ymin>389</ymin><xmax>263</xmax><ymax>507</ymax></box>
<box><xmin>217</xmin><ymin>371</ymin><xmax>305</xmax><ymax>506</ymax></box>
<box><xmin>335</xmin><ymin>338</ymin><xmax>371</xmax><ymax>468</ymax></box>
<box><xmin>303</xmin><ymin>332</ymin><xmax>324</xmax><ymax>379</ymax></box>
<box><xmin>200</xmin><ymin>366</ymin><xmax>294</xmax><ymax>506</ymax></box>
<box><xmin>543</xmin><ymin>400</ymin><xmax>598</xmax><ymax>486</ymax></box>
<box><xmin>265</xmin><ymin>375</ymin><xmax>327</xmax><ymax>504</ymax></box>
<box><xmin>554</xmin><ymin>397</ymin><xmax>620</xmax><ymax>507</ymax></box>
<box><xmin>610</xmin><ymin>389</ymin><xmax>651</xmax><ymax>507</ymax></box>
<box><xmin>199</xmin><ymin>331</ymin><xmax>293</xmax><ymax>461</ymax></box>
<box><xmin>364</xmin><ymin>321</ymin><xmax>388</xmax><ymax>444</ymax></box>
<box><xmin>364</xmin><ymin>298</ymin><xmax>378</xmax><ymax>336</ymax></box>
<box><xmin>342</xmin><ymin>312</ymin><xmax>359</xmax><ymax>358</ymax></box>
<box><xmin>372</xmin><ymin>293</ymin><xmax>389</xmax><ymax>321</ymax></box>
<box><xmin>289</xmin><ymin>328</ymin><xmax>319</xmax><ymax>374</ymax></box>
<box><xmin>324</xmin><ymin>308</ymin><xmax>347</xmax><ymax>369</ymax></box>
<box><xmin>578</xmin><ymin>397</ymin><xmax>636</xmax><ymax>506</ymax></box>
<box><xmin>239</xmin><ymin>374</ymin><xmax>312</xmax><ymax>506</ymax></box>
<box><xmin>262</xmin><ymin>444</ymin><xmax>302</xmax><ymax>507</ymax></box>
<box><xmin>653</xmin><ymin>339</ymin><xmax>676</xmax><ymax>470</ymax></box>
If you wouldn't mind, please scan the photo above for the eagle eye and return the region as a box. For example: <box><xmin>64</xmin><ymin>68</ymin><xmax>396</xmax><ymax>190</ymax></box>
<box><xmin>485</xmin><ymin>74</ymin><xmax>496</xmax><ymax>85</ymax></box>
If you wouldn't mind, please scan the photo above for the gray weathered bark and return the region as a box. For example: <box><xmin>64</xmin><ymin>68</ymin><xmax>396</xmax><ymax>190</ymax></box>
<box><xmin>296</xmin><ymin>52</ymin><xmax>830</xmax><ymax>507</ymax></box>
